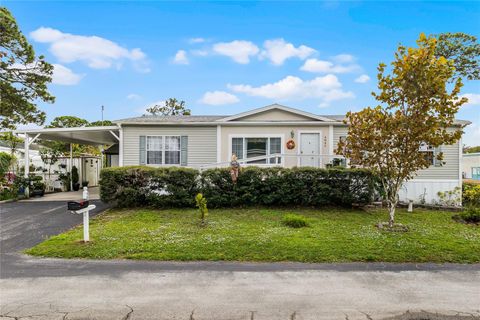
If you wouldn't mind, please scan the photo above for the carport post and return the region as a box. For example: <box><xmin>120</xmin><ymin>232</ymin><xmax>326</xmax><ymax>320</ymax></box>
<box><xmin>69</xmin><ymin>143</ymin><xmax>73</xmax><ymax>191</ymax></box>
<box><xmin>24</xmin><ymin>134</ymin><xmax>30</xmax><ymax>198</ymax></box>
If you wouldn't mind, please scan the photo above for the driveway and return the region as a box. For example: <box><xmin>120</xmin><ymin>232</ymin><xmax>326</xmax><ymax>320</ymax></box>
<box><xmin>1</xmin><ymin>201</ymin><xmax>479</xmax><ymax>319</ymax></box>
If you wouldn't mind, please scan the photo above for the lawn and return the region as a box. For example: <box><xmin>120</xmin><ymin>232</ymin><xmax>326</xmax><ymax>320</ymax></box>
<box><xmin>26</xmin><ymin>207</ymin><xmax>480</xmax><ymax>263</ymax></box>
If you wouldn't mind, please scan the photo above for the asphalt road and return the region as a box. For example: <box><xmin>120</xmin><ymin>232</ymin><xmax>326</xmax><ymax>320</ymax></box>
<box><xmin>1</xmin><ymin>201</ymin><xmax>479</xmax><ymax>319</ymax></box>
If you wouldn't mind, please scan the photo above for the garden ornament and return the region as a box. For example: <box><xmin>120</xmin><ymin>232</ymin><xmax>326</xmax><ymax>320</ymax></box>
<box><xmin>230</xmin><ymin>154</ymin><xmax>240</xmax><ymax>184</ymax></box>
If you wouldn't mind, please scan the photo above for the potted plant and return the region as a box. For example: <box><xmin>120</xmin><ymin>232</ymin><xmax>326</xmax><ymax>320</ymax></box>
<box><xmin>82</xmin><ymin>180</ymin><xmax>89</xmax><ymax>188</ymax></box>
<box><xmin>71</xmin><ymin>166</ymin><xmax>80</xmax><ymax>191</ymax></box>
<box><xmin>30</xmin><ymin>176</ymin><xmax>45</xmax><ymax>197</ymax></box>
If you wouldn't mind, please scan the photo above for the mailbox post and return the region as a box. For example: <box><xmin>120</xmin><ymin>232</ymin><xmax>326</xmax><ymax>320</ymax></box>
<box><xmin>68</xmin><ymin>187</ymin><xmax>95</xmax><ymax>242</ymax></box>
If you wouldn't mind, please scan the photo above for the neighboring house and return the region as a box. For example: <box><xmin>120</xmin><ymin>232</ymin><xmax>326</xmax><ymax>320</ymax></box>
<box><xmin>16</xmin><ymin>104</ymin><xmax>470</xmax><ymax>203</ymax></box>
<box><xmin>462</xmin><ymin>152</ymin><xmax>480</xmax><ymax>180</ymax></box>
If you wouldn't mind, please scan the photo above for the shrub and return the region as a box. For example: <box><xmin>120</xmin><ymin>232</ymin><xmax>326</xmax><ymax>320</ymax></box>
<box><xmin>282</xmin><ymin>214</ymin><xmax>309</xmax><ymax>228</ymax></box>
<box><xmin>100</xmin><ymin>166</ymin><xmax>377</xmax><ymax>208</ymax></box>
<box><xmin>453</xmin><ymin>206</ymin><xmax>480</xmax><ymax>224</ymax></box>
<box><xmin>195</xmin><ymin>193</ymin><xmax>208</xmax><ymax>225</ymax></box>
<box><xmin>463</xmin><ymin>181</ymin><xmax>480</xmax><ymax>207</ymax></box>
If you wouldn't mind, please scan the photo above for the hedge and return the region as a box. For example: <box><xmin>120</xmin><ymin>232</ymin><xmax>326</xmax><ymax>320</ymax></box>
<box><xmin>100</xmin><ymin>166</ymin><xmax>377</xmax><ymax>208</ymax></box>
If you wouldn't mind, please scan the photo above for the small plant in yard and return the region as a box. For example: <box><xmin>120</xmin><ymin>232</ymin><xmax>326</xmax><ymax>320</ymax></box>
<box><xmin>282</xmin><ymin>214</ymin><xmax>309</xmax><ymax>228</ymax></box>
<box><xmin>453</xmin><ymin>207</ymin><xmax>480</xmax><ymax>224</ymax></box>
<box><xmin>195</xmin><ymin>193</ymin><xmax>208</xmax><ymax>225</ymax></box>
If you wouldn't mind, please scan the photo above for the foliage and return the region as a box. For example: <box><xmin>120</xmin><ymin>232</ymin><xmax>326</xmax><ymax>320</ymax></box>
<box><xmin>46</xmin><ymin>115</ymin><xmax>89</xmax><ymax>128</ymax></box>
<box><xmin>464</xmin><ymin>146</ymin><xmax>480</xmax><ymax>154</ymax></box>
<box><xmin>71</xmin><ymin>166</ymin><xmax>79</xmax><ymax>184</ymax></box>
<box><xmin>437</xmin><ymin>187</ymin><xmax>462</xmax><ymax>207</ymax></box>
<box><xmin>282</xmin><ymin>214</ymin><xmax>309</xmax><ymax>228</ymax></box>
<box><xmin>463</xmin><ymin>181</ymin><xmax>480</xmax><ymax>207</ymax></box>
<box><xmin>0</xmin><ymin>7</ymin><xmax>54</xmax><ymax>130</ymax></box>
<box><xmin>88</xmin><ymin>120</ymin><xmax>113</xmax><ymax>127</ymax></box>
<box><xmin>0</xmin><ymin>132</ymin><xmax>23</xmax><ymax>155</ymax></box>
<box><xmin>0</xmin><ymin>151</ymin><xmax>14</xmax><ymax>177</ymax></box>
<box><xmin>435</xmin><ymin>32</ymin><xmax>480</xmax><ymax>80</ymax></box>
<box><xmin>26</xmin><ymin>207</ymin><xmax>480</xmax><ymax>263</ymax></box>
<box><xmin>146</xmin><ymin>98</ymin><xmax>191</xmax><ymax>116</ymax></box>
<box><xmin>337</xmin><ymin>33</ymin><xmax>465</xmax><ymax>227</ymax></box>
<box><xmin>100</xmin><ymin>166</ymin><xmax>376</xmax><ymax>208</ymax></box>
<box><xmin>39</xmin><ymin>147</ymin><xmax>61</xmax><ymax>179</ymax></box>
<box><xmin>195</xmin><ymin>193</ymin><xmax>208</xmax><ymax>225</ymax></box>
<box><xmin>453</xmin><ymin>206</ymin><xmax>480</xmax><ymax>224</ymax></box>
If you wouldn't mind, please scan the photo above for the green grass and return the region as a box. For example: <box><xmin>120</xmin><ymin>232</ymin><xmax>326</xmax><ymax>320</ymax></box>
<box><xmin>25</xmin><ymin>207</ymin><xmax>480</xmax><ymax>263</ymax></box>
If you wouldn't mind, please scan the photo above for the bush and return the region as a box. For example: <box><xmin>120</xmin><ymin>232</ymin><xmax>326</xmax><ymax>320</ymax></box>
<box><xmin>100</xmin><ymin>166</ymin><xmax>377</xmax><ymax>208</ymax></box>
<box><xmin>282</xmin><ymin>214</ymin><xmax>309</xmax><ymax>228</ymax></box>
<box><xmin>453</xmin><ymin>206</ymin><xmax>480</xmax><ymax>224</ymax></box>
<box><xmin>463</xmin><ymin>181</ymin><xmax>480</xmax><ymax>207</ymax></box>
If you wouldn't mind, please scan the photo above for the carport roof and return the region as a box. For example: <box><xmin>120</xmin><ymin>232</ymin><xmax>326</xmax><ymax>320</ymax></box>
<box><xmin>15</xmin><ymin>126</ymin><xmax>120</xmax><ymax>146</ymax></box>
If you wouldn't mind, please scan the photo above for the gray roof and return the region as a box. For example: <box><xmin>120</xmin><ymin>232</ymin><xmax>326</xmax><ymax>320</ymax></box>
<box><xmin>114</xmin><ymin>115</ymin><xmax>227</xmax><ymax>124</ymax></box>
<box><xmin>114</xmin><ymin>113</ymin><xmax>470</xmax><ymax>126</ymax></box>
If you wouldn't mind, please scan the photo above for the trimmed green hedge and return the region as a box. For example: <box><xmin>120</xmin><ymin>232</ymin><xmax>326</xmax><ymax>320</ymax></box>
<box><xmin>100</xmin><ymin>166</ymin><xmax>377</xmax><ymax>208</ymax></box>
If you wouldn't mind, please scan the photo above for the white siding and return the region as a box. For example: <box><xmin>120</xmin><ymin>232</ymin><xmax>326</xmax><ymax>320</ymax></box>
<box><xmin>333</xmin><ymin>125</ymin><xmax>460</xmax><ymax>181</ymax></box>
<box><xmin>122</xmin><ymin>125</ymin><xmax>217</xmax><ymax>167</ymax></box>
<box><xmin>332</xmin><ymin>126</ymin><xmax>348</xmax><ymax>151</ymax></box>
<box><xmin>415</xmin><ymin>141</ymin><xmax>460</xmax><ymax>180</ymax></box>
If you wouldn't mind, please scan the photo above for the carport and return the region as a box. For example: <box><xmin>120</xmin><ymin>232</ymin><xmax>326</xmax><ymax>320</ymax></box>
<box><xmin>15</xmin><ymin>126</ymin><xmax>122</xmax><ymax>196</ymax></box>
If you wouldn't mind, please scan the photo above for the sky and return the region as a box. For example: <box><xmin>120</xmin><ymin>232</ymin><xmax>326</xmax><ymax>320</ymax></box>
<box><xmin>5</xmin><ymin>1</ymin><xmax>480</xmax><ymax>146</ymax></box>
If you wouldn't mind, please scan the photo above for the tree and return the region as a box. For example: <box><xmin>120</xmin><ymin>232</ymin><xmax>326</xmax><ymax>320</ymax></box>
<box><xmin>46</xmin><ymin>116</ymin><xmax>89</xmax><ymax>128</ymax></box>
<box><xmin>146</xmin><ymin>98</ymin><xmax>191</xmax><ymax>116</ymax></box>
<box><xmin>0</xmin><ymin>131</ymin><xmax>23</xmax><ymax>156</ymax></box>
<box><xmin>0</xmin><ymin>7</ymin><xmax>54</xmax><ymax>130</ymax></box>
<box><xmin>88</xmin><ymin>120</ymin><xmax>114</xmax><ymax>127</ymax></box>
<box><xmin>435</xmin><ymin>32</ymin><xmax>480</xmax><ymax>80</ymax></box>
<box><xmin>464</xmin><ymin>146</ymin><xmax>480</xmax><ymax>154</ymax></box>
<box><xmin>337</xmin><ymin>34</ymin><xmax>466</xmax><ymax>227</ymax></box>
<box><xmin>39</xmin><ymin>147</ymin><xmax>61</xmax><ymax>181</ymax></box>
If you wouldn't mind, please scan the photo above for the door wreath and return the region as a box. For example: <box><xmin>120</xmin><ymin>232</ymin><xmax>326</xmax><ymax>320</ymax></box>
<box><xmin>286</xmin><ymin>139</ymin><xmax>296</xmax><ymax>150</ymax></box>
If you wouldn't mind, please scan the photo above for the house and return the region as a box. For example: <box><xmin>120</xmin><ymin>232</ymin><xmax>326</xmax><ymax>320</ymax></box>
<box><xmin>17</xmin><ymin>104</ymin><xmax>470</xmax><ymax>204</ymax></box>
<box><xmin>462</xmin><ymin>152</ymin><xmax>480</xmax><ymax>180</ymax></box>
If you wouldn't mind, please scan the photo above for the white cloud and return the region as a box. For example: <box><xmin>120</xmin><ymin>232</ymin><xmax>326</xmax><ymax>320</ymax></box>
<box><xmin>127</xmin><ymin>93</ymin><xmax>141</xmax><ymax>100</ymax></box>
<box><xmin>199</xmin><ymin>91</ymin><xmax>239</xmax><ymax>106</ymax></box>
<box><xmin>460</xmin><ymin>93</ymin><xmax>480</xmax><ymax>107</ymax></box>
<box><xmin>189</xmin><ymin>37</ymin><xmax>205</xmax><ymax>44</ymax></box>
<box><xmin>30</xmin><ymin>27</ymin><xmax>149</xmax><ymax>72</ymax></box>
<box><xmin>332</xmin><ymin>54</ymin><xmax>355</xmax><ymax>64</ymax></box>
<box><xmin>301</xmin><ymin>58</ymin><xmax>360</xmax><ymax>74</ymax></box>
<box><xmin>259</xmin><ymin>38</ymin><xmax>315</xmax><ymax>65</ymax></box>
<box><xmin>173</xmin><ymin>50</ymin><xmax>189</xmax><ymax>65</ymax></box>
<box><xmin>191</xmin><ymin>49</ymin><xmax>209</xmax><ymax>57</ymax></box>
<box><xmin>51</xmin><ymin>64</ymin><xmax>84</xmax><ymax>85</ymax></box>
<box><xmin>212</xmin><ymin>40</ymin><xmax>259</xmax><ymax>64</ymax></box>
<box><xmin>228</xmin><ymin>75</ymin><xmax>354</xmax><ymax>104</ymax></box>
<box><xmin>354</xmin><ymin>74</ymin><xmax>370</xmax><ymax>83</ymax></box>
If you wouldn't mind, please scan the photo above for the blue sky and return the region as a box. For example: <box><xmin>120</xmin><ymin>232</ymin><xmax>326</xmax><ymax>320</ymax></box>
<box><xmin>6</xmin><ymin>1</ymin><xmax>480</xmax><ymax>145</ymax></box>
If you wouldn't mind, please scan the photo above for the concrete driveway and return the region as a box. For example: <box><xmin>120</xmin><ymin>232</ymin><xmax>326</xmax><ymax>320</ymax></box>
<box><xmin>1</xmin><ymin>201</ymin><xmax>479</xmax><ymax>319</ymax></box>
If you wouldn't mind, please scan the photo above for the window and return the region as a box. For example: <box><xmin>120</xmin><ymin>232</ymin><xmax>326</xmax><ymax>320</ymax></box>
<box><xmin>231</xmin><ymin>136</ymin><xmax>282</xmax><ymax>164</ymax></box>
<box><xmin>165</xmin><ymin>136</ymin><xmax>180</xmax><ymax>164</ymax></box>
<box><xmin>419</xmin><ymin>142</ymin><xmax>440</xmax><ymax>166</ymax></box>
<box><xmin>146</xmin><ymin>136</ymin><xmax>181</xmax><ymax>165</ymax></box>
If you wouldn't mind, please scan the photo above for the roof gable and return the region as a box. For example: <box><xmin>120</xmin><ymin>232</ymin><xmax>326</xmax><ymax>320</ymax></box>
<box><xmin>219</xmin><ymin>104</ymin><xmax>334</xmax><ymax>122</ymax></box>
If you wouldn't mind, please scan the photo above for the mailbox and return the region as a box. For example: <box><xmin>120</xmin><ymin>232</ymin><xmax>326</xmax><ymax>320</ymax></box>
<box><xmin>67</xmin><ymin>200</ymin><xmax>89</xmax><ymax>211</ymax></box>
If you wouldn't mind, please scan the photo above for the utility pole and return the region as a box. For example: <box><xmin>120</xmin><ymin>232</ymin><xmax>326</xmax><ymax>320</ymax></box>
<box><xmin>101</xmin><ymin>105</ymin><xmax>104</xmax><ymax>127</ymax></box>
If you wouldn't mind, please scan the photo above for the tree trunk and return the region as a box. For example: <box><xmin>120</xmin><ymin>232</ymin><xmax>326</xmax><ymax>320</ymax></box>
<box><xmin>388</xmin><ymin>200</ymin><xmax>397</xmax><ymax>227</ymax></box>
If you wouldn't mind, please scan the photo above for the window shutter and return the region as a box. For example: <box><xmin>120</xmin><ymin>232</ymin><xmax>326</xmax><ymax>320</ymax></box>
<box><xmin>139</xmin><ymin>136</ymin><xmax>146</xmax><ymax>165</ymax></box>
<box><xmin>434</xmin><ymin>146</ymin><xmax>442</xmax><ymax>167</ymax></box>
<box><xmin>180</xmin><ymin>136</ymin><xmax>188</xmax><ymax>166</ymax></box>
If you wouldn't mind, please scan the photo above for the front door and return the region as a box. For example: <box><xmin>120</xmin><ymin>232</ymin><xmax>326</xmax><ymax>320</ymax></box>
<box><xmin>300</xmin><ymin>133</ymin><xmax>320</xmax><ymax>167</ymax></box>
